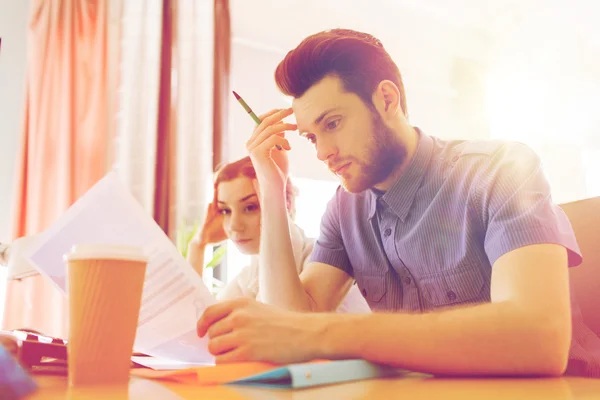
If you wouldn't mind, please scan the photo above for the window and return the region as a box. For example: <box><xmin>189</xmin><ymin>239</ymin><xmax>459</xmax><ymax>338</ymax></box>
<box><xmin>292</xmin><ymin>178</ymin><xmax>339</xmax><ymax>239</ymax></box>
<box><xmin>486</xmin><ymin>70</ymin><xmax>600</xmax><ymax>203</ymax></box>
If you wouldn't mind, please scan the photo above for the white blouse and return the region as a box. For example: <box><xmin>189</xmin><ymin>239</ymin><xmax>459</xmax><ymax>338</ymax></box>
<box><xmin>217</xmin><ymin>222</ymin><xmax>371</xmax><ymax>314</ymax></box>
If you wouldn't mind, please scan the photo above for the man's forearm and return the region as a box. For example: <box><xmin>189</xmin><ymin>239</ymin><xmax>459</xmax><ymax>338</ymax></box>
<box><xmin>258</xmin><ymin>187</ymin><xmax>313</xmax><ymax>311</ymax></box>
<box><xmin>312</xmin><ymin>301</ymin><xmax>571</xmax><ymax>376</ymax></box>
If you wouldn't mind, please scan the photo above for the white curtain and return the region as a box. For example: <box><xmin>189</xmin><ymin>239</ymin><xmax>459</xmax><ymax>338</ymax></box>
<box><xmin>115</xmin><ymin>0</ymin><xmax>214</xmax><ymax>238</ymax></box>
<box><xmin>114</xmin><ymin>0</ymin><xmax>163</xmax><ymax>212</ymax></box>
<box><xmin>172</xmin><ymin>0</ymin><xmax>214</xmax><ymax>232</ymax></box>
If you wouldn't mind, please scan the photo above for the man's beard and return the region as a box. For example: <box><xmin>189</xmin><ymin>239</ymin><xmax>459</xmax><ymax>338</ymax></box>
<box><xmin>340</xmin><ymin>111</ymin><xmax>407</xmax><ymax>193</ymax></box>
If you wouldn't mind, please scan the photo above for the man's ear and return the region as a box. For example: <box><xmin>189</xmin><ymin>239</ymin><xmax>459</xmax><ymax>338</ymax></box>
<box><xmin>372</xmin><ymin>80</ymin><xmax>401</xmax><ymax>118</ymax></box>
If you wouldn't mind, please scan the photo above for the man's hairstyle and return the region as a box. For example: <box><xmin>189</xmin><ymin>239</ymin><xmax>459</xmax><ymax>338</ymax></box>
<box><xmin>275</xmin><ymin>29</ymin><xmax>408</xmax><ymax>117</ymax></box>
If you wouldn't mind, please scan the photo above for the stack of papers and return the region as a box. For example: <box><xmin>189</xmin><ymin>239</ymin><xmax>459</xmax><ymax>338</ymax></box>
<box><xmin>25</xmin><ymin>172</ymin><xmax>216</xmax><ymax>365</ymax></box>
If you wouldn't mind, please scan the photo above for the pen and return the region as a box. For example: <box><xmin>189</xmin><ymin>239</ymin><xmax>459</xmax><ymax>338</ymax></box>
<box><xmin>233</xmin><ymin>90</ymin><xmax>282</xmax><ymax>150</ymax></box>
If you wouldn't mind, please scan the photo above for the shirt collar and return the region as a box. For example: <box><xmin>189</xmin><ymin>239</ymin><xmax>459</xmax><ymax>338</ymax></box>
<box><xmin>368</xmin><ymin>129</ymin><xmax>433</xmax><ymax>222</ymax></box>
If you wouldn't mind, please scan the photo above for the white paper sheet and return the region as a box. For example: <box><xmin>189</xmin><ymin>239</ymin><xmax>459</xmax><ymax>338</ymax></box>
<box><xmin>131</xmin><ymin>356</ymin><xmax>211</xmax><ymax>371</ymax></box>
<box><xmin>24</xmin><ymin>172</ymin><xmax>216</xmax><ymax>364</ymax></box>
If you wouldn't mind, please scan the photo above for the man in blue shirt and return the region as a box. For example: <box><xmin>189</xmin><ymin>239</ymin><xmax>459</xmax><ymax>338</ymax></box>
<box><xmin>198</xmin><ymin>29</ymin><xmax>600</xmax><ymax>377</ymax></box>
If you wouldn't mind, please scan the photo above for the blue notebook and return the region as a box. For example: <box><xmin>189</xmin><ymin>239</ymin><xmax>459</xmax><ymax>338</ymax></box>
<box><xmin>0</xmin><ymin>346</ymin><xmax>38</xmax><ymax>399</ymax></box>
<box><xmin>229</xmin><ymin>359</ymin><xmax>403</xmax><ymax>389</ymax></box>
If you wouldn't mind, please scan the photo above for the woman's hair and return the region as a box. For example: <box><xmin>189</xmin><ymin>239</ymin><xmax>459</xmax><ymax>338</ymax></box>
<box><xmin>213</xmin><ymin>156</ymin><xmax>298</xmax><ymax>219</ymax></box>
<box><xmin>275</xmin><ymin>28</ymin><xmax>408</xmax><ymax>117</ymax></box>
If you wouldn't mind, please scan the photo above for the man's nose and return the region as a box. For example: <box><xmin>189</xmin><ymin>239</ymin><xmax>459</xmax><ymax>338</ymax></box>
<box><xmin>316</xmin><ymin>138</ymin><xmax>338</xmax><ymax>162</ymax></box>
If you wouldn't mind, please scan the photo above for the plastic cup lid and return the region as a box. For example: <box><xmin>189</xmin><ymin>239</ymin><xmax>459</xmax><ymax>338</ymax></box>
<box><xmin>64</xmin><ymin>244</ymin><xmax>148</xmax><ymax>263</ymax></box>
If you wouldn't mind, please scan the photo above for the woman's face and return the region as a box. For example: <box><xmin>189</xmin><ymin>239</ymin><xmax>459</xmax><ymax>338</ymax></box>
<box><xmin>216</xmin><ymin>177</ymin><xmax>261</xmax><ymax>255</ymax></box>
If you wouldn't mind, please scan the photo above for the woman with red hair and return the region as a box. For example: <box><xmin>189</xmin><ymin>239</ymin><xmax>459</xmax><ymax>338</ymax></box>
<box><xmin>187</xmin><ymin>155</ymin><xmax>369</xmax><ymax>312</ymax></box>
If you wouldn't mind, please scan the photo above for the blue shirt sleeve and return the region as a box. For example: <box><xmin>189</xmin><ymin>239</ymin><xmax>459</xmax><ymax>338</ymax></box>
<box><xmin>309</xmin><ymin>187</ymin><xmax>354</xmax><ymax>275</ymax></box>
<box><xmin>480</xmin><ymin>142</ymin><xmax>582</xmax><ymax>267</ymax></box>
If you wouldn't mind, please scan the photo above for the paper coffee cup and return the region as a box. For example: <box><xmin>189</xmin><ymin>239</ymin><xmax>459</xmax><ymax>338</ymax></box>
<box><xmin>65</xmin><ymin>244</ymin><xmax>148</xmax><ymax>386</ymax></box>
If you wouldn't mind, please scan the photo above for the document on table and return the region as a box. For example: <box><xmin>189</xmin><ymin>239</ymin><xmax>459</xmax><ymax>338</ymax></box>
<box><xmin>24</xmin><ymin>171</ymin><xmax>216</xmax><ymax>365</ymax></box>
<box><xmin>131</xmin><ymin>356</ymin><xmax>211</xmax><ymax>371</ymax></box>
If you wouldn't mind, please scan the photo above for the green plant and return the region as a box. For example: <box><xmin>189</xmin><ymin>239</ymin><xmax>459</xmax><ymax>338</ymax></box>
<box><xmin>205</xmin><ymin>245</ymin><xmax>227</xmax><ymax>269</ymax></box>
<box><xmin>176</xmin><ymin>220</ymin><xmax>227</xmax><ymax>269</ymax></box>
<box><xmin>176</xmin><ymin>220</ymin><xmax>200</xmax><ymax>259</ymax></box>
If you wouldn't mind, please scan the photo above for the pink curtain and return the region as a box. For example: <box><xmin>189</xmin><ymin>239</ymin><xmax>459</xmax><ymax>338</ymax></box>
<box><xmin>2</xmin><ymin>0</ymin><xmax>110</xmax><ymax>338</ymax></box>
<box><xmin>212</xmin><ymin>0</ymin><xmax>231</xmax><ymax>171</ymax></box>
<box><xmin>153</xmin><ymin>0</ymin><xmax>175</xmax><ymax>237</ymax></box>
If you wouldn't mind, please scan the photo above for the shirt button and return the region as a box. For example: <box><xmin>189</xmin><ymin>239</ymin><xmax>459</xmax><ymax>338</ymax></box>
<box><xmin>383</xmin><ymin>228</ymin><xmax>392</xmax><ymax>237</ymax></box>
<box><xmin>362</xmin><ymin>288</ymin><xmax>367</xmax><ymax>297</ymax></box>
<box><xmin>447</xmin><ymin>290</ymin><xmax>457</xmax><ymax>301</ymax></box>
<box><xmin>404</xmin><ymin>277</ymin><xmax>411</xmax><ymax>285</ymax></box>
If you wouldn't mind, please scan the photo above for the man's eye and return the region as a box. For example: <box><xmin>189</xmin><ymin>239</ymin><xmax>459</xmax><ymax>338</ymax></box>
<box><xmin>326</xmin><ymin>119</ymin><xmax>340</xmax><ymax>130</ymax></box>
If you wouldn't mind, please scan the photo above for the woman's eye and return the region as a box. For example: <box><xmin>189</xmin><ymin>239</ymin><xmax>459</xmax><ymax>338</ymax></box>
<box><xmin>218</xmin><ymin>209</ymin><xmax>230</xmax><ymax>215</ymax></box>
<box><xmin>245</xmin><ymin>204</ymin><xmax>260</xmax><ymax>212</ymax></box>
<box><xmin>305</xmin><ymin>134</ymin><xmax>316</xmax><ymax>144</ymax></box>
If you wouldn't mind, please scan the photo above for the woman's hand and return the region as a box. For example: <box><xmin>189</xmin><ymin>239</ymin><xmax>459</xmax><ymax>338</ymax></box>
<box><xmin>245</xmin><ymin>108</ymin><xmax>297</xmax><ymax>192</ymax></box>
<box><xmin>190</xmin><ymin>202</ymin><xmax>228</xmax><ymax>248</ymax></box>
<box><xmin>187</xmin><ymin>203</ymin><xmax>227</xmax><ymax>275</ymax></box>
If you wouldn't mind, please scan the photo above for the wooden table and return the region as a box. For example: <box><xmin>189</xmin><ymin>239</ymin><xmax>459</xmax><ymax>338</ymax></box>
<box><xmin>31</xmin><ymin>373</ymin><xmax>600</xmax><ymax>399</ymax></box>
